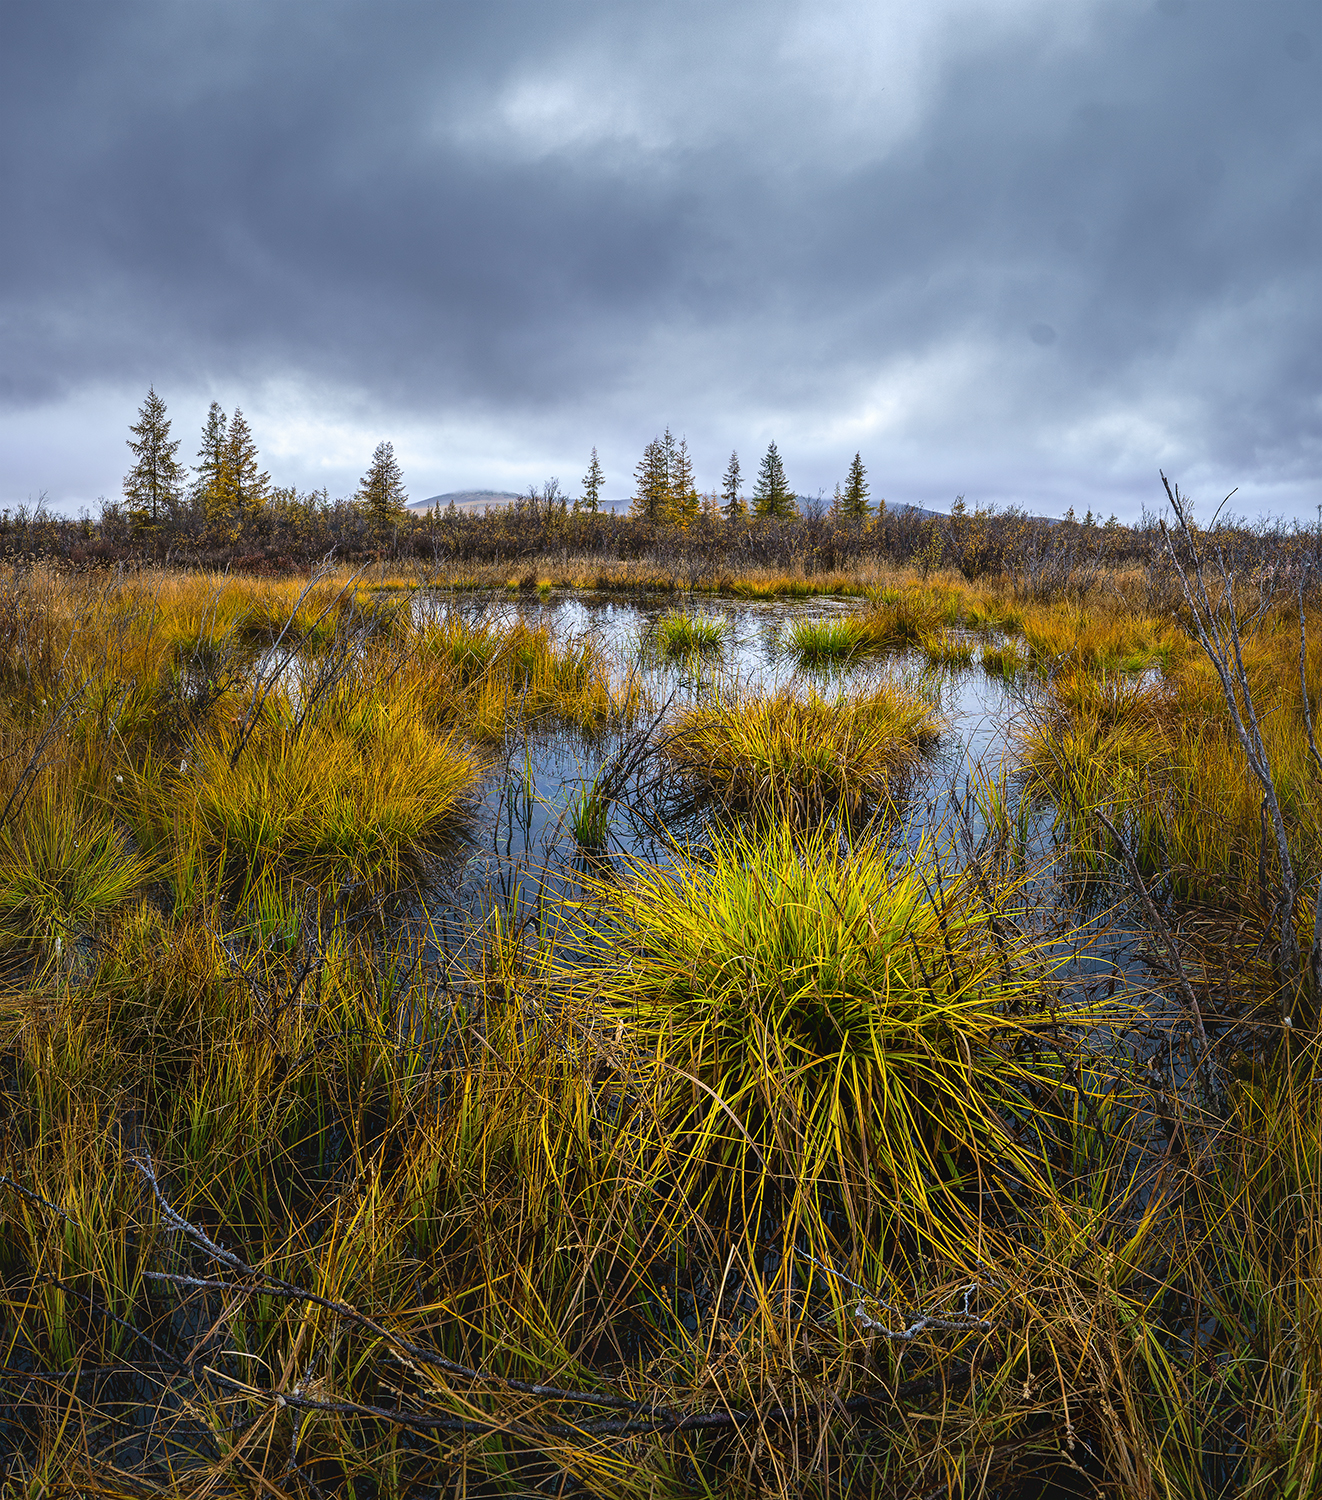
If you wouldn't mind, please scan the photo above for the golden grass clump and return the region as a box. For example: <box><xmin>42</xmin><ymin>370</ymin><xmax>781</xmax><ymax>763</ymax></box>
<box><xmin>980</xmin><ymin>635</ymin><xmax>1031</xmax><ymax>677</ymax></box>
<box><xmin>576</xmin><ymin>824</ymin><xmax>1055</xmax><ymax>1187</ymax></box>
<box><xmin>1023</xmin><ymin>612</ymin><xmax>1322</xmax><ymax>893</ymax></box>
<box><xmin>187</xmin><ymin>689</ymin><xmax>478</xmax><ymax>892</ymax></box>
<box><xmin>1019</xmin><ymin>600</ymin><xmax>1185</xmax><ymax>672</ymax></box>
<box><xmin>412</xmin><ymin>610</ymin><xmax>637</xmax><ymax>736</ymax></box>
<box><xmin>919</xmin><ymin>628</ymin><xmax>975</xmax><ymax>667</ymax></box>
<box><xmin>665</xmin><ymin>680</ymin><xmax>939</xmax><ymax>817</ymax></box>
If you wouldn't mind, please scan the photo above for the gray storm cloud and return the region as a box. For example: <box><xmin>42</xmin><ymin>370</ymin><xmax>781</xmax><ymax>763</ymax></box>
<box><xmin>0</xmin><ymin>0</ymin><xmax>1318</xmax><ymax>518</ymax></box>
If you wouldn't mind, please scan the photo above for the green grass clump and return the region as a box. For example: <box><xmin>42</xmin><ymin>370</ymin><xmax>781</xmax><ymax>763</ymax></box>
<box><xmin>577</xmin><ymin>824</ymin><xmax>1055</xmax><ymax>1191</ymax></box>
<box><xmin>567</xmin><ymin>775</ymin><xmax>610</xmax><ymax>850</ymax></box>
<box><xmin>0</xmin><ymin>788</ymin><xmax>153</xmax><ymax>952</ymax></box>
<box><xmin>980</xmin><ymin>637</ymin><xmax>1031</xmax><ymax>677</ymax></box>
<box><xmin>919</xmin><ymin>629</ymin><xmax>975</xmax><ymax>667</ymax></box>
<box><xmin>649</xmin><ymin>608</ymin><xmax>729</xmax><ymax>659</ymax></box>
<box><xmin>784</xmin><ymin>616</ymin><xmax>866</xmax><ymax>664</ymax></box>
<box><xmin>666</xmin><ymin>681</ymin><xmax>939</xmax><ymax>818</ymax></box>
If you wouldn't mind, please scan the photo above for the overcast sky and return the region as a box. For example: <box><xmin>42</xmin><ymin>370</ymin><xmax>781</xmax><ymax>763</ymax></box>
<box><xmin>1</xmin><ymin>0</ymin><xmax>1318</xmax><ymax>520</ymax></box>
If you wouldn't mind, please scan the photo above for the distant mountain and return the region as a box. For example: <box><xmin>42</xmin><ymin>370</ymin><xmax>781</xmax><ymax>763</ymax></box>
<box><xmin>409</xmin><ymin>489</ymin><xmax>521</xmax><ymax>513</ymax></box>
<box><xmin>406</xmin><ymin>494</ymin><xmax>1057</xmax><ymax>524</ymax></box>
<box><xmin>887</xmin><ymin>502</ymin><xmax>945</xmax><ymax>522</ymax></box>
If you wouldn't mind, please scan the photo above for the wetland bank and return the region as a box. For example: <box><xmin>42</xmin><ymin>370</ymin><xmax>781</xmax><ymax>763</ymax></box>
<box><xmin>3</xmin><ymin>506</ymin><xmax>1322</xmax><ymax>1498</ymax></box>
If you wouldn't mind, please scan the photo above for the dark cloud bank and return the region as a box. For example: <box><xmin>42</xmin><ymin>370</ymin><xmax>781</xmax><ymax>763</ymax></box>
<box><xmin>1</xmin><ymin>0</ymin><xmax>1318</xmax><ymax>520</ymax></box>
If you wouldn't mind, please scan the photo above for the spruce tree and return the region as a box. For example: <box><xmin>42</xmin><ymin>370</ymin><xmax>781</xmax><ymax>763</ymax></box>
<box><xmin>581</xmin><ymin>447</ymin><xmax>604</xmax><ymax>515</ymax></box>
<box><xmin>357</xmin><ymin>440</ymin><xmax>408</xmax><ymax>538</ymax></box>
<box><xmin>752</xmin><ymin>442</ymin><xmax>796</xmax><ymax>519</ymax></box>
<box><xmin>191</xmin><ymin>401</ymin><xmax>228</xmax><ymax>515</ymax></box>
<box><xmin>222</xmin><ymin>409</ymin><xmax>271</xmax><ymax>533</ymax></box>
<box><xmin>671</xmin><ymin>435</ymin><xmax>700</xmax><ymax>526</ymax></box>
<box><xmin>631</xmin><ymin>436</ymin><xmax>672</xmax><ymax>522</ymax></box>
<box><xmin>840</xmin><ymin>452</ymin><xmax>870</xmax><ymax>521</ymax></box>
<box><xmin>721</xmin><ymin>451</ymin><xmax>745</xmax><ymax>521</ymax></box>
<box><xmin>123</xmin><ymin>387</ymin><xmax>185</xmax><ymax>526</ymax></box>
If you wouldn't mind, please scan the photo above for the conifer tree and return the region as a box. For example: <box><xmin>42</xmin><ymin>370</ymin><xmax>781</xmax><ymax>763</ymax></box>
<box><xmin>357</xmin><ymin>440</ymin><xmax>408</xmax><ymax>538</ymax></box>
<box><xmin>840</xmin><ymin>452</ymin><xmax>870</xmax><ymax>521</ymax></box>
<box><xmin>581</xmin><ymin>447</ymin><xmax>604</xmax><ymax>515</ymax></box>
<box><xmin>671</xmin><ymin>435</ymin><xmax>700</xmax><ymax>525</ymax></box>
<box><xmin>191</xmin><ymin>401</ymin><xmax>228</xmax><ymax>515</ymax></box>
<box><xmin>631</xmin><ymin>435</ymin><xmax>673</xmax><ymax>522</ymax></box>
<box><xmin>220</xmin><ymin>409</ymin><xmax>270</xmax><ymax>533</ymax></box>
<box><xmin>752</xmin><ymin>441</ymin><xmax>796</xmax><ymax>519</ymax></box>
<box><xmin>721</xmin><ymin>451</ymin><xmax>745</xmax><ymax>521</ymax></box>
<box><xmin>123</xmin><ymin>387</ymin><xmax>185</xmax><ymax>526</ymax></box>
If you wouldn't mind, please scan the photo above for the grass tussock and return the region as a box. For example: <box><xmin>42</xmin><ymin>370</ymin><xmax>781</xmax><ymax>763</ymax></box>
<box><xmin>0</xmin><ymin>786</ymin><xmax>153</xmax><ymax>953</ymax></box>
<box><xmin>576</xmin><ymin>824</ymin><xmax>1061</xmax><ymax>1185</ymax></box>
<box><xmin>1024</xmin><ymin>614</ymin><xmax>1322</xmax><ymax>894</ymax></box>
<box><xmin>187</xmin><ymin>694</ymin><xmax>478</xmax><ymax>893</ymax></box>
<box><xmin>413</xmin><ymin>609</ymin><xmax>638</xmax><ymax>737</ymax></box>
<box><xmin>980</xmin><ymin>635</ymin><xmax>1032</xmax><ymax>677</ymax></box>
<box><xmin>784</xmin><ymin>615</ymin><xmax>867</xmax><ymax>664</ymax></box>
<box><xmin>665</xmin><ymin>680</ymin><xmax>939</xmax><ymax>817</ymax></box>
<box><xmin>647</xmin><ymin>607</ymin><xmax>729</xmax><ymax>659</ymax></box>
<box><xmin>919</xmin><ymin>628</ymin><xmax>976</xmax><ymax>667</ymax></box>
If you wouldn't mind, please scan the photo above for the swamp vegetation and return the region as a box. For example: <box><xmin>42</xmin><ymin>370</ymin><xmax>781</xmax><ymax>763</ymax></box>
<box><xmin>4</xmin><ymin>489</ymin><xmax>1322</xmax><ymax>1497</ymax></box>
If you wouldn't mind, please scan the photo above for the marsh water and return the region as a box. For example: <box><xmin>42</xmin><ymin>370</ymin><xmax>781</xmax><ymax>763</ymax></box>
<box><xmin>418</xmin><ymin>589</ymin><xmax>1153</xmax><ymax>1014</ymax></box>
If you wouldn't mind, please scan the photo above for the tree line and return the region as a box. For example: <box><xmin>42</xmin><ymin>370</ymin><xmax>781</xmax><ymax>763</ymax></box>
<box><xmin>118</xmin><ymin>389</ymin><xmax>882</xmax><ymax>547</ymax></box>
<box><xmin>7</xmin><ymin>387</ymin><xmax>1303</xmax><ymax>589</ymax></box>
<box><xmin>624</xmin><ymin>430</ymin><xmax>871</xmax><ymax>525</ymax></box>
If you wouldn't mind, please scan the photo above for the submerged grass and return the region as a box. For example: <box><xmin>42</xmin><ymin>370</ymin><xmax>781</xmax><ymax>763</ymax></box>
<box><xmin>665</xmin><ymin>679</ymin><xmax>940</xmax><ymax>818</ymax></box>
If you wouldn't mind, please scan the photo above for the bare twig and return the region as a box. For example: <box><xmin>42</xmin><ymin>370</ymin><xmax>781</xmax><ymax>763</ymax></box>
<box><xmin>1299</xmin><ymin>563</ymin><xmax>1322</xmax><ymax>777</ymax></box>
<box><xmin>1161</xmin><ymin>474</ymin><xmax>1302</xmax><ymax>1007</ymax></box>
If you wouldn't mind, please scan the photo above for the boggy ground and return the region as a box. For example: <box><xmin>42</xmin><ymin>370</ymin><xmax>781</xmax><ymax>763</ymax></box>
<box><xmin>2</xmin><ymin>540</ymin><xmax>1322</xmax><ymax>1499</ymax></box>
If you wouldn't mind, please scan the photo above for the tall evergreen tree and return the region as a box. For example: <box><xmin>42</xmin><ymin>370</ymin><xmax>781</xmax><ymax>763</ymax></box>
<box><xmin>357</xmin><ymin>440</ymin><xmax>408</xmax><ymax>537</ymax></box>
<box><xmin>220</xmin><ymin>409</ymin><xmax>271</xmax><ymax>533</ymax></box>
<box><xmin>631</xmin><ymin>435</ymin><xmax>673</xmax><ymax>522</ymax></box>
<box><xmin>191</xmin><ymin>401</ymin><xmax>228</xmax><ymax>515</ymax></box>
<box><xmin>671</xmin><ymin>435</ymin><xmax>700</xmax><ymax>525</ymax></box>
<box><xmin>840</xmin><ymin>452</ymin><xmax>870</xmax><ymax>521</ymax></box>
<box><xmin>581</xmin><ymin>447</ymin><xmax>604</xmax><ymax>515</ymax></box>
<box><xmin>721</xmin><ymin>451</ymin><xmax>745</xmax><ymax>521</ymax></box>
<box><xmin>752</xmin><ymin>441</ymin><xmax>796</xmax><ymax>519</ymax></box>
<box><xmin>123</xmin><ymin>387</ymin><xmax>185</xmax><ymax>526</ymax></box>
